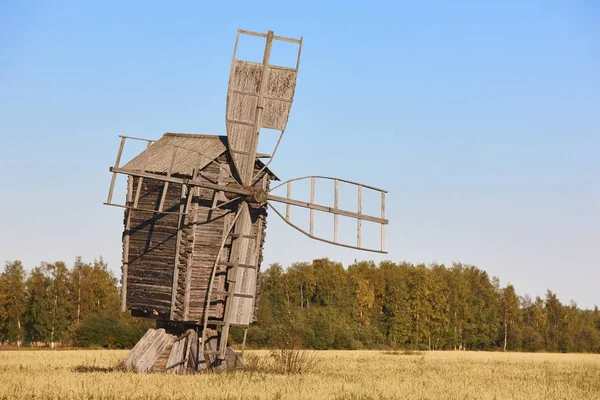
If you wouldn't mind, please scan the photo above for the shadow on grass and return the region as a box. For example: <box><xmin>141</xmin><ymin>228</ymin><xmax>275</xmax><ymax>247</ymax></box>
<box><xmin>72</xmin><ymin>365</ymin><xmax>128</xmax><ymax>373</ymax></box>
<box><xmin>381</xmin><ymin>349</ymin><xmax>424</xmax><ymax>356</ymax></box>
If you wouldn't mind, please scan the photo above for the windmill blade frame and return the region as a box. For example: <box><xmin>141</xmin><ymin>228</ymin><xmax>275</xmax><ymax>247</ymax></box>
<box><xmin>267</xmin><ymin>176</ymin><xmax>388</xmax><ymax>253</ymax></box>
<box><xmin>226</xmin><ymin>28</ymin><xmax>302</xmax><ymax>186</ymax></box>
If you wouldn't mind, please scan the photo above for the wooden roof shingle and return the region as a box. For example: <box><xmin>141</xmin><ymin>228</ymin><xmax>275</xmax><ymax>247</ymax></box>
<box><xmin>122</xmin><ymin>133</ymin><xmax>228</xmax><ymax>177</ymax></box>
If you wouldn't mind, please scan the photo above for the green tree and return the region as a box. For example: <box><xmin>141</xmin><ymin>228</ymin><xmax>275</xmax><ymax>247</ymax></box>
<box><xmin>70</xmin><ymin>257</ymin><xmax>119</xmax><ymax>326</ymax></box>
<box><xmin>499</xmin><ymin>284</ymin><xmax>520</xmax><ymax>351</ymax></box>
<box><xmin>46</xmin><ymin>262</ymin><xmax>73</xmax><ymax>347</ymax></box>
<box><xmin>24</xmin><ymin>266</ymin><xmax>53</xmax><ymax>344</ymax></box>
<box><xmin>380</xmin><ymin>262</ymin><xmax>411</xmax><ymax>347</ymax></box>
<box><xmin>545</xmin><ymin>290</ymin><xmax>562</xmax><ymax>352</ymax></box>
<box><xmin>0</xmin><ymin>261</ymin><xmax>27</xmax><ymax>345</ymax></box>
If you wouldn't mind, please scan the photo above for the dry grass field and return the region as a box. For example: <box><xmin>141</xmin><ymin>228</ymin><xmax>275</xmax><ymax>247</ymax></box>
<box><xmin>1</xmin><ymin>349</ymin><xmax>599</xmax><ymax>400</ymax></box>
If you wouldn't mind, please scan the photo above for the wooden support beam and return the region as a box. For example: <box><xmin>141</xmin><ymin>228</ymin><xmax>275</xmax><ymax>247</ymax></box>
<box><xmin>267</xmin><ymin>200</ymin><xmax>388</xmax><ymax>254</ymax></box>
<box><xmin>357</xmin><ymin>184</ymin><xmax>362</xmax><ymax>248</ymax></box>
<box><xmin>169</xmin><ymin>184</ymin><xmax>187</xmax><ymax>320</ymax></box>
<box><xmin>334</xmin><ymin>179</ymin><xmax>338</xmax><ymax>243</ymax></box>
<box><xmin>310</xmin><ymin>177</ymin><xmax>315</xmax><ymax>236</ymax></box>
<box><xmin>218</xmin><ymin>261</ymin><xmax>257</xmax><ymax>270</ymax></box>
<box><xmin>238</xmin><ymin>28</ymin><xmax>302</xmax><ymax>44</ymax></box>
<box><xmin>183</xmin><ymin>160</ymin><xmax>200</xmax><ymax>321</ymax></box>
<box><xmin>133</xmin><ymin>141</ymin><xmax>152</xmax><ymax>208</ymax></box>
<box><xmin>126</xmin><ymin>176</ymin><xmax>133</xmax><ymax>203</ymax></box>
<box><xmin>381</xmin><ymin>192</ymin><xmax>386</xmax><ymax>252</ymax></box>
<box><xmin>111</xmin><ymin>167</ymin><xmax>251</xmax><ymax>198</ymax></box>
<box><xmin>267</xmin><ymin>194</ymin><xmax>388</xmax><ymax>225</ymax></box>
<box><xmin>121</xmin><ymin>176</ymin><xmax>133</xmax><ymax>312</ymax></box>
<box><xmin>119</xmin><ymin>134</ymin><xmax>155</xmax><ymax>143</ymax></box>
<box><xmin>241</xmin><ymin>328</ymin><xmax>248</xmax><ymax>359</ymax></box>
<box><xmin>107</xmin><ymin>136</ymin><xmax>126</xmax><ymax>204</ymax></box>
<box><xmin>286</xmin><ymin>182</ymin><xmax>291</xmax><ymax>221</ymax></box>
<box><xmin>158</xmin><ymin>146</ymin><xmax>177</xmax><ymax>212</ymax></box>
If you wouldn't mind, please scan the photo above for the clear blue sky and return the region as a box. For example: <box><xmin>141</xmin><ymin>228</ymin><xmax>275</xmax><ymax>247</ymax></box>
<box><xmin>1</xmin><ymin>1</ymin><xmax>598</xmax><ymax>308</ymax></box>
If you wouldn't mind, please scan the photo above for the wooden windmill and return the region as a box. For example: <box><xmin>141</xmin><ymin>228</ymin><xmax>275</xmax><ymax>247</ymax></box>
<box><xmin>104</xmin><ymin>29</ymin><xmax>389</xmax><ymax>373</ymax></box>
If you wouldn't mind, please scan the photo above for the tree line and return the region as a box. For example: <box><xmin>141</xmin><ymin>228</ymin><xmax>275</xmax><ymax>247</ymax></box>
<box><xmin>0</xmin><ymin>258</ymin><xmax>151</xmax><ymax>348</ymax></box>
<box><xmin>246</xmin><ymin>260</ymin><xmax>600</xmax><ymax>353</ymax></box>
<box><xmin>1</xmin><ymin>257</ymin><xmax>598</xmax><ymax>352</ymax></box>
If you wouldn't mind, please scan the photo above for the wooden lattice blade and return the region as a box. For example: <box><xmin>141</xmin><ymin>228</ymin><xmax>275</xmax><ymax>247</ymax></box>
<box><xmin>225</xmin><ymin>29</ymin><xmax>302</xmax><ymax>185</ymax></box>
<box><xmin>267</xmin><ymin>176</ymin><xmax>388</xmax><ymax>253</ymax></box>
<box><xmin>219</xmin><ymin>201</ymin><xmax>262</xmax><ymax>358</ymax></box>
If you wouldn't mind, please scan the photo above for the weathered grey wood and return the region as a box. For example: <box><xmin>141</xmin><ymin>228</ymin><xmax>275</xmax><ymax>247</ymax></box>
<box><xmin>158</xmin><ymin>146</ymin><xmax>177</xmax><ymax>212</ymax></box>
<box><xmin>111</xmin><ymin>167</ymin><xmax>250</xmax><ymax>198</ymax></box>
<box><xmin>121</xmin><ymin>328</ymin><xmax>157</xmax><ymax>367</ymax></box>
<box><xmin>186</xmin><ymin>329</ymin><xmax>198</xmax><ymax>370</ymax></box>
<box><xmin>203</xmin><ymin>329</ymin><xmax>219</xmax><ymax>368</ymax></box>
<box><xmin>119</xmin><ymin>134</ymin><xmax>156</xmax><ymax>143</ymax></box>
<box><xmin>267</xmin><ymin>194</ymin><xmax>388</xmax><ymax>224</ymax></box>
<box><xmin>182</xmin><ymin>184</ymin><xmax>197</xmax><ymax>320</ymax></box>
<box><xmin>238</xmin><ymin>28</ymin><xmax>302</xmax><ymax>44</ymax></box>
<box><xmin>107</xmin><ymin>136</ymin><xmax>126</xmax><ymax>204</ymax></box>
<box><xmin>357</xmin><ymin>184</ymin><xmax>362</xmax><ymax>248</ymax></box>
<box><xmin>121</xmin><ymin>177</ymin><xmax>133</xmax><ymax>312</ymax></box>
<box><xmin>271</xmin><ymin>175</ymin><xmax>387</xmax><ymax>193</ymax></box>
<box><xmin>133</xmin><ymin>141</ymin><xmax>152</xmax><ymax>208</ymax></box>
<box><xmin>169</xmin><ymin>184</ymin><xmax>186</xmax><ymax>319</ymax></box>
<box><xmin>164</xmin><ymin>335</ymin><xmax>185</xmax><ymax>374</ymax></box>
<box><xmin>267</xmin><ymin>200</ymin><xmax>388</xmax><ymax>254</ymax></box>
<box><xmin>241</xmin><ymin>328</ymin><xmax>248</xmax><ymax>358</ymax></box>
<box><xmin>334</xmin><ymin>179</ymin><xmax>339</xmax><ymax>243</ymax></box>
<box><xmin>218</xmin><ymin>261</ymin><xmax>257</xmax><ymax>270</ymax></box>
<box><xmin>381</xmin><ymin>192</ymin><xmax>386</xmax><ymax>252</ymax></box>
<box><xmin>310</xmin><ymin>177</ymin><xmax>315</xmax><ymax>236</ymax></box>
<box><xmin>228</xmin><ymin>31</ymin><xmax>274</xmax><ymax>186</ymax></box>
<box><xmin>135</xmin><ymin>329</ymin><xmax>173</xmax><ymax>373</ymax></box>
<box><xmin>286</xmin><ymin>182</ymin><xmax>291</xmax><ymax>221</ymax></box>
<box><xmin>219</xmin><ymin>203</ymin><xmax>251</xmax><ymax>358</ymax></box>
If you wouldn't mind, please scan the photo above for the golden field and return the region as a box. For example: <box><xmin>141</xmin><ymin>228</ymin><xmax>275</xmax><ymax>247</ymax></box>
<box><xmin>1</xmin><ymin>349</ymin><xmax>599</xmax><ymax>400</ymax></box>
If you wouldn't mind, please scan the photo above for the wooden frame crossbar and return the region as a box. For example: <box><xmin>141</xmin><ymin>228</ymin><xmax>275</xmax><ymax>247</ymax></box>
<box><xmin>234</xmin><ymin>28</ymin><xmax>303</xmax><ymax>69</ymax></box>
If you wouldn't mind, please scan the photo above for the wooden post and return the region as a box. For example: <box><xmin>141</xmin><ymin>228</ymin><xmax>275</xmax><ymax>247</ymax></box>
<box><xmin>334</xmin><ymin>179</ymin><xmax>338</xmax><ymax>243</ymax></box>
<box><xmin>286</xmin><ymin>182</ymin><xmax>291</xmax><ymax>221</ymax></box>
<box><xmin>133</xmin><ymin>141</ymin><xmax>152</xmax><ymax>208</ymax></box>
<box><xmin>241</xmin><ymin>328</ymin><xmax>248</xmax><ymax>358</ymax></box>
<box><xmin>357</xmin><ymin>185</ymin><xmax>362</xmax><ymax>248</ymax></box>
<box><xmin>169</xmin><ymin>184</ymin><xmax>187</xmax><ymax>320</ymax></box>
<box><xmin>310</xmin><ymin>177</ymin><xmax>315</xmax><ymax>236</ymax></box>
<box><xmin>381</xmin><ymin>192</ymin><xmax>386</xmax><ymax>252</ymax></box>
<box><xmin>158</xmin><ymin>146</ymin><xmax>177</xmax><ymax>212</ymax></box>
<box><xmin>107</xmin><ymin>136</ymin><xmax>126</xmax><ymax>204</ymax></box>
<box><xmin>182</xmin><ymin>159</ymin><xmax>200</xmax><ymax>321</ymax></box>
<box><xmin>121</xmin><ymin>176</ymin><xmax>133</xmax><ymax>312</ymax></box>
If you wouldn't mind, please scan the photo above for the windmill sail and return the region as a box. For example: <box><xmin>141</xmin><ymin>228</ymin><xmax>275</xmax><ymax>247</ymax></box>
<box><xmin>267</xmin><ymin>176</ymin><xmax>389</xmax><ymax>253</ymax></box>
<box><xmin>226</xmin><ymin>29</ymin><xmax>302</xmax><ymax>185</ymax></box>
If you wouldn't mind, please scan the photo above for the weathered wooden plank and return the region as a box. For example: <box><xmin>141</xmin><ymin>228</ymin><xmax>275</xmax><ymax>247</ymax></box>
<box><xmin>381</xmin><ymin>192</ymin><xmax>386</xmax><ymax>252</ymax></box>
<box><xmin>357</xmin><ymin>184</ymin><xmax>362</xmax><ymax>248</ymax></box>
<box><xmin>334</xmin><ymin>179</ymin><xmax>339</xmax><ymax>243</ymax></box>
<box><xmin>134</xmin><ymin>329</ymin><xmax>174</xmax><ymax>373</ymax></box>
<box><xmin>107</xmin><ymin>136</ymin><xmax>126</xmax><ymax>204</ymax></box>
<box><xmin>122</xmin><ymin>329</ymin><xmax>157</xmax><ymax>368</ymax></box>
<box><xmin>164</xmin><ymin>336</ymin><xmax>184</xmax><ymax>374</ymax></box>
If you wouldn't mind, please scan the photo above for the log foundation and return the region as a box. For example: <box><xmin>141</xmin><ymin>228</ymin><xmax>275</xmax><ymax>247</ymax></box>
<box><xmin>120</xmin><ymin>324</ymin><xmax>243</xmax><ymax>373</ymax></box>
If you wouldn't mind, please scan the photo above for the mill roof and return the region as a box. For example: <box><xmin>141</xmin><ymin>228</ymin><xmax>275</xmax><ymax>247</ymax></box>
<box><xmin>122</xmin><ymin>132</ymin><xmax>278</xmax><ymax>179</ymax></box>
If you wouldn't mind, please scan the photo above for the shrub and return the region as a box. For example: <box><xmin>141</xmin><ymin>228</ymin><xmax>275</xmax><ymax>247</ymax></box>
<box><xmin>73</xmin><ymin>315</ymin><xmax>152</xmax><ymax>349</ymax></box>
